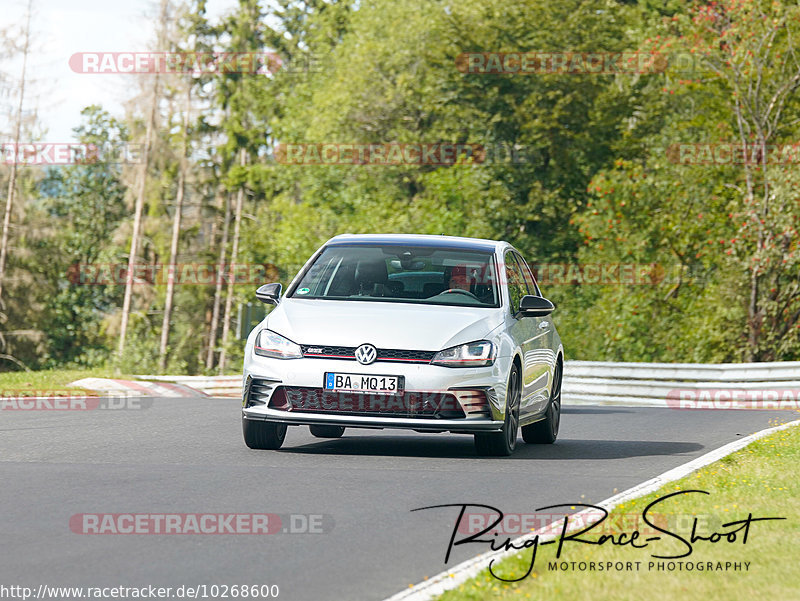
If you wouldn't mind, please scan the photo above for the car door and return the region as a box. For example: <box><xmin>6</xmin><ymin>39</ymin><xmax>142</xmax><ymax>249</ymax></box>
<box><xmin>517</xmin><ymin>252</ymin><xmax>558</xmax><ymax>406</ymax></box>
<box><xmin>504</xmin><ymin>251</ymin><xmax>550</xmax><ymax>418</ymax></box>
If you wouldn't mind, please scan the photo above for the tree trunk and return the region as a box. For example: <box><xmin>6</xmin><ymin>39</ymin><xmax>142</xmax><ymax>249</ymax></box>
<box><xmin>217</xmin><ymin>148</ymin><xmax>247</xmax><ymax>375</ymax></box>
<box><xmin>205</xmin><ymin>191</ymin><xmax>230</xmax><ymax>370</ymax></box>
<box><xmin>158</xmin><ymin>85</ymin><xmax>191</xmax><ymax>371</ymax></box>
<box><xmin>117</xmin><ymin>0</ymin><xmax>168</xmax><ymax>363</ymax></box>
<box><xmin>0</xmin><ymin>0</ymin><xmax>32</xmax><ymax>306</ymax></box>
<box><xmin>746</xmin><ymin>255</ymin><xmax>761</xmax><ymax>362</ymax></box>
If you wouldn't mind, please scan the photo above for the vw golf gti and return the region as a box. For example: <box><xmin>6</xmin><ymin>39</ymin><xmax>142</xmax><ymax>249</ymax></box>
<box><xmin>241</xmin><ymin>234</ymin><xmax>563</xmax><ymax>456</ymax></box>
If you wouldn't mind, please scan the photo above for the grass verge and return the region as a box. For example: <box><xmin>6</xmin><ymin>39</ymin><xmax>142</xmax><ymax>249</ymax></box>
<box><xmin>437</xmin><ymin>419</ymin><xmax>799</xmax><ymax>601</ymax></box>
<box><xmin>0</xmin><ymin>368</ymin><xmax>133</xmax><ymax>396</ymax></box>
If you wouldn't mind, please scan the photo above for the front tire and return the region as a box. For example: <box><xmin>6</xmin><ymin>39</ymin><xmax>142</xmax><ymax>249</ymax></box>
<box><xmin>475</xmin><ymin>365</ymin><xmax>520</xmax><ymax>457</ymax></box>
<box><xmin>243</xmin><ymin>417</ymin><xmax>287</xmax><ymax>450</ymax></box>
<box><xmin>522</xmin><ymin>360</ymin><xmax>561</xmax><ymax>444</ymax></box>
<box><xmin>309</xmin><ymin>425</ymin><xmax>345</xmax><ymax>438</ymax></box>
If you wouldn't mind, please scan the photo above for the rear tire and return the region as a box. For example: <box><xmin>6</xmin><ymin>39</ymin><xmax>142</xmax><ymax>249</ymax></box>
<box><xmin>522</xmin><ymin>360</ymin><xmax>561</xmax><ymax>444</ymax></box>
<box><xmin>475</xmin><ymin>365</ymin><xmax>520</xmax><ymax>457</ymax></box>
<box><xmin>309</xmin><ymin>425</ymin><xmax>345</xmax><ymax>438</ymax></box>
<box><xmin>243</xmin><ymin>417</ymin><xmax>287</xmax><ymax>450</ymax></box>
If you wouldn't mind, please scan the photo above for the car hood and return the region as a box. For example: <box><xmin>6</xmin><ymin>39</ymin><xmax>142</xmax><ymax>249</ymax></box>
<box><xmin>266</xmin><ymin>299</ymin><xmax>503</xmax><ymax>351</ymax></box>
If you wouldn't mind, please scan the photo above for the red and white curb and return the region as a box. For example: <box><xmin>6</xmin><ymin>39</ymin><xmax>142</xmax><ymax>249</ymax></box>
<box><xmin>133</xmin><ymin>375</ymin><xmax>241</xmax><ymax>397</ymax></box>
<box><xmin>383</xmin><ymin>418</ymin><xmax>800</xmax><ymax>601</ymax></box>
<box><xmin>70</xmin><ymin>378</ymin><xmax>205</xmax><ymax>398</ymax></box>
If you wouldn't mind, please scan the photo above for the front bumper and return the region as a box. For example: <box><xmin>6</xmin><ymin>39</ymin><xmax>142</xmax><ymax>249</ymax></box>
<box><xmin>242</xmin><ymin>408</ymin><xmax>504</xmax><ymax>433</ymax></box>
<box><xmin>241</xmin><ymin>354</ymin><xmax>510</xmax><ymax>433</ymax></box>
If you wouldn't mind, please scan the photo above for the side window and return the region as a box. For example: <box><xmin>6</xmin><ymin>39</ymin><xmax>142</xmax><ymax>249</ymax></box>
<box><xmin>516</xmin><ymin>253</ymin><xmax>541</xmax><ymax>297</ymax></box>
<box><xmin>504</xmin><ymin>251</ymin><xmax>529</xmax><ymax>314</ymax></box>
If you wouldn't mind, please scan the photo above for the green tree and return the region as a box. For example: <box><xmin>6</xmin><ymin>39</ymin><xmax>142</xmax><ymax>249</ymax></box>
<box><xmin>573</xmin><ymin>0</ymin><xmax>800</xmax><ymax>361</ymax></box>
<box><xmin>34</xmin><ymin>106</ymin><xmax>128</xmax><ymax>366</ymax></box>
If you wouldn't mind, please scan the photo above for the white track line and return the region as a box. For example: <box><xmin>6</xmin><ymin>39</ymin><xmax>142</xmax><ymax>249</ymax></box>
<box><xmin>383</xmin><ymin>418</ymin><xmax>800</xmax><ymax>601</ymax></box>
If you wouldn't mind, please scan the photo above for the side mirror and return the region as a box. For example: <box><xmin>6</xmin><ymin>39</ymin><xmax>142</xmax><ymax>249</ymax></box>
<box><xmin>255</xmin><ymin>283</ymin><xmax>282</xmax><ymax>305</ymax></box>
<box><xmin>519</xmin><ymin>295</ymin><xmax>555</xmax><ymax>317</ymax></box>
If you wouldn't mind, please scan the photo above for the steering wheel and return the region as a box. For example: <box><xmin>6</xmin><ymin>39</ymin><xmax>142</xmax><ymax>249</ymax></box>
<box><xmin>439</xmin><ymin>288</ymin><xmax>480</xmax><ymax>300</ymax></box>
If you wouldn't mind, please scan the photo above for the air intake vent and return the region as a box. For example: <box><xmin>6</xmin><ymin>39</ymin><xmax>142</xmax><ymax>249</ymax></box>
<box><xmin>246</xmin><ymin>378</ymin><xmax>281</xmax><ymax>408</ymax></box>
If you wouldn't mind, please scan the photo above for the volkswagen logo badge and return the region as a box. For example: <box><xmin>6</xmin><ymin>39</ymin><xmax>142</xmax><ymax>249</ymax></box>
<box><xmin>355</xmin><ymin>344</ymin><xmax>378</xmax><ymax>365</ymax></box>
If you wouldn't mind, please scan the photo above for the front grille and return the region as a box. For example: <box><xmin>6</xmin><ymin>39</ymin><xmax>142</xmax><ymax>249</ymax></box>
<box><xmin>268</xmin><ymin>386</ymin><xmax>466</xmax><ymax>419</ymax></box>
<box><xmin>300</xmin><ymin>345</ymin><xmax>436</xmax><ymax>364</ymax></box>
<box><xmin>378</xmin><ymin>348</ymin><xmax>437</xmax><ymax>362</ymax></box>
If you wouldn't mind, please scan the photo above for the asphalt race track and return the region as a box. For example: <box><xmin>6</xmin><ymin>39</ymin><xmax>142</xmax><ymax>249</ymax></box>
<box><xmin>0</xmin><ymin>397</ymin><xmax>794</xmax><ymax>600</ymax></box>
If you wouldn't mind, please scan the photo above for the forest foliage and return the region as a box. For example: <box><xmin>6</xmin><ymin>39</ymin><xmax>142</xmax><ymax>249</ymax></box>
<box><xmin>0</xmin><ymin>0</ymin><xmax>798</xmax><ymax>374</ymax></box>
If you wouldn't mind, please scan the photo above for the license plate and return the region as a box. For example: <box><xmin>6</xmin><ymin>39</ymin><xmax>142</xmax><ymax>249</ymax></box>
<box><xmin>324</xmin><ymin>372</ymin><xmax>403</xmax><ymax>394</ymax></box>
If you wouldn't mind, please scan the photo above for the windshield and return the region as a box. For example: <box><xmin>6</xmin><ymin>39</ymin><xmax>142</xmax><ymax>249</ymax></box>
<box><xmin>289</xmin><ymin>244</ymin><xmax>500</xmax><ymax>307</ymax></box>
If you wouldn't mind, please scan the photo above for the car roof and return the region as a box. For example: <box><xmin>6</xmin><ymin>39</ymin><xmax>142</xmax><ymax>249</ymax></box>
<box><xmin>325</xmin><ymin>233</ymin><xmax>506</xmax><ymax>253</ymax></box>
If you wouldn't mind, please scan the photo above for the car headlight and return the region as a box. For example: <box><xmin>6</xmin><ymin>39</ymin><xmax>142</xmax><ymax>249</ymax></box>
<box><xmin>432</xmin><ymin>340</ymin><xmax>495</xmax><ymax>367</ymax></box>
<box><xmin>254</xmin><ymin>329</ymin><xmax>303</xmax><ymax>359</ymax></box>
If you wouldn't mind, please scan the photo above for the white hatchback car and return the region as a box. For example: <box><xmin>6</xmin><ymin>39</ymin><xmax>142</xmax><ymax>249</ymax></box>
<box><xmin>242</xmin><ymin>234</ymin><xmax>563</xmax><ymax>456</ymax></box>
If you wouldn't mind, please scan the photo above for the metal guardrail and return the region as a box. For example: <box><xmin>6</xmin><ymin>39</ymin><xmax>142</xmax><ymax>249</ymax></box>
<box><xmin>562</xmin><ymin>360</ymin><xmax>800</xmax><ymax>406</ymax></box>
<box><xmin>565</xmin><ymin>360</ymin><xmax>800</xmax><ymax>382</ymax></box>
<box><xmin>136</xmin><ymin>360</ymin><xmax>800</xmax><ymax>405</ymax></box>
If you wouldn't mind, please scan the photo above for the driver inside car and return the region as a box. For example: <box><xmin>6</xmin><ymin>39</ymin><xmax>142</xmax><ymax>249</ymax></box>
<box><xmin>448</xmin><ymin>264</ymin><xmax>473</xmax><ymax>292</ymax></box>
